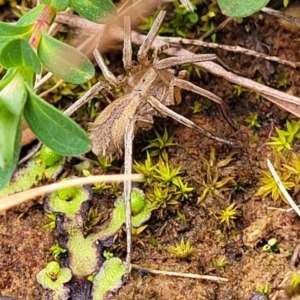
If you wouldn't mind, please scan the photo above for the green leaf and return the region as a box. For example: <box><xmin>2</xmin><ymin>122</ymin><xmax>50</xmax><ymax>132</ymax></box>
<box><xmin>0</xmin><ymin>119</ymin><xmax>22</xmax><ymax>190</ymax></box>
<box><xmin>0</xmin><ymin>22</ymin><xmax>34</xmax><ymax>54</ymax></box>
<box><xmin>40</xmin><ymin>0</ymin><xmax>69</xmax><ymax>11</ymax></box>
<box><xmin>17</xmin><ymin>4</ymin><xmax>47</xmax><ymax>26</ymax></box>
<box><xmin>69</xmin><ymin>0</ymin><xmax>117</xmax><ymax>23</ymax></box>
<box><xmin>0</xmin><ymin>71</ymin><xmax>27</xmax><ymax>115</ymax></box>
<box><xmin>217</xmin><ymin>0</ymin><xmax>270</xmax><ymax>18</ymax></box>
<box><xmin>0</xmin><ymin>101</ymin><xmax>22</xmax><ymax>168</ymax></box>
<box><xmin>38</xmin><ymin>31</ymin><xmax>94</xmax><ymax>84</ymax></box>
<box><xmin>0</xmin><ymin>68</ymin><xmax>17</xmax><ymax>90</ymax></box>
<box><xmin>23</xmin><ymin>86</ymin><xmax>91</xmax><ymax>156</ymax></box>
<box><xmin>0</xmin><ymin>38</ymin><xmax>41</xmax><ymax>73</ymax></box>
<box><xmin>0</xmin><ymin>22</ymin><xmax>33</xmax><ymax>36</ymax></box>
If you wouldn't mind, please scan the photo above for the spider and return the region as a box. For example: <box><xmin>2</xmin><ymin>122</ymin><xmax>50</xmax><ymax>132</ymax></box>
<box><xmin>89</xmin><ymin>10</ymin><xmax>234</xmax><ymax>158</ymax></box>
<box><xmin>89</xmin><ymin>10</ymin><xmax>234</xmax><ymax>277</ymax></box>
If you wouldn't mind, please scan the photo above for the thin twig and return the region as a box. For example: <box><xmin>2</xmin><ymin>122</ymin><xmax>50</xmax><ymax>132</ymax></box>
<box><xmin>267</xmin><ymin>159</ymin><xmax>300</xmax><ymax>218</ymax></box>
<box><xmin>290</xmin><ymin>243</ymin><xmax>300</xmax><ymax>270</ymax></box>
<box><xmin>262</xmin><ymin>7</ymin><xmax>300</xmax><ymax>29</ymax></box>
<box><xmin>131</xmin><ymin>264</ymin><xmax>228</xmax><ymax>282</ymax></box>
<box><xmin>158</xmin><ymin>36</ymin><xmax>300</xmax><ymax>69</ymax></box>
<box><xmin>38</xmin><ymin>79</ymin><xmax>63</xmax><ymax>98</ymax></box>
<box><xmin>18</xmin><ymin>142</ymin><xmax>42</xmax><ymax>165</ymax></box>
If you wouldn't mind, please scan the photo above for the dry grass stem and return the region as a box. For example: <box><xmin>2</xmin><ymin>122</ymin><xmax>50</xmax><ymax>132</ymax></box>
<box><xmin>267</xmin><ymin>159</ymin><xmax>300</xmax><ymax>218</ymax></box>
<box><xmin>0</xmin><ymin>174</ymin><xmax>143</xmax><ymax>212</ymax></box>
<box><xmin>131</xmin><ymin>264</ymin><xmax>228</xmax><ymax>282</ymax></box>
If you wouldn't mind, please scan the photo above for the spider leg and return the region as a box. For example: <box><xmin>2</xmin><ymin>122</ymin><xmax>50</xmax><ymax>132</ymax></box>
<box><xmin>93</xmin><ymin>49</ymin><xmax>122</xmax><ymax>87</ymax></box>
<box><xmin>137</xmin><ymin>11</ymin><xmax>166</xmax><ymax>64</ymax></box>
<box><xmin>124</xmin><ymin>117</ymin><xmax>135</xmax><ymax>279</ymax></box>
<box><xmin>147</xmin><ymin>96</ymin><xmax>235</xmax><ymax>146</ymax></box>
<box><xmin>169</xmin><ymin>77</ymin><xmax>235</xmax><ymax>128</ymax></box>
<box><xmin>170</xmin><ymin>76</ymin><xmax>222</xmax><ymax>104</ymax></box>
<box><xmin>123</xmin><ymin>16</ymin><xmax>133</xmax><ymax>71</ymax></box>
<box><xmin>154</xmin><ymin>54</ymin><xmax>216</xmax><ymax>69</ymax></box>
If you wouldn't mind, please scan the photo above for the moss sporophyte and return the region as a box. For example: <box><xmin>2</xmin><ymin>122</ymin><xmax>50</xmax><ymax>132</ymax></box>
<box><xmin>38</xmin><ymin>183</ymin><xmax>151</xmax><ymax>299</ymax></box>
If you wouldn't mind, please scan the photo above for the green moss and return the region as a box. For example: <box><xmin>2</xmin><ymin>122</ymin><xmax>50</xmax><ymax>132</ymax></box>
<box><xmin>217</xmin><ymin>202</ymin><xmax>238</xmax><ymax>227</ymax></box>
<box><xmin>169</xmin><ymin>238</ymin><xmax>194</xmax><ymax>259</ymax></box>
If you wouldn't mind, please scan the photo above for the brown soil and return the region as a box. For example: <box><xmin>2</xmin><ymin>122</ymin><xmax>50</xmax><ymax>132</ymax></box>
<box><xmin>1</xmin><ymin>1</ymin><xmax>300</xmax><ymax>299</ymax></box>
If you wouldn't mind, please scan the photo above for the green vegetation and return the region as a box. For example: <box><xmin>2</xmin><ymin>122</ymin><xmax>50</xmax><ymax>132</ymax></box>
<box><xmin>133</xmin><ymin>129</ymin><xmax>194</xmax><ymax>214</ymax></box>
<box><xmin>50</xmin><ymin>244</ymin><xmax>67</xmax><ymax>261</ymax></box>
<box><xmin>245</xmin><ymin>113</ymin><xmax>261</xmax><ymax>128</ymax></box>
<box><xmin>255</xmin><ymin>169</ymin><xmax>294</xmax><ymax>202</ymax></box>
<box><xmin>140</xmin><ymin>0</ymin><xmax>202</xmax><ymax>37</ymax></box>
<box><xmin>217</xmin><ymin>202</ymin><xmax>238</xmax><ymax>227</ymax></box>
<box><xmin>0</xmin><ymin>0</ymin><xmax>118</xmax><ymax>189</ymax></box>
<box><xmin>281</xmin><ymin>271</ymin><xmax>300</xmax><ymax>298</ymax></box>
<box><xmin>273</xmin><ymin>70</ymin><xmax>290</xmax><ymax>89</ymax></box>
<box><xmin>39</xmin><ymin>183</ymin><xmax>151</xmax><ymax>299</ymax></box>
<box><xmin>143</xmin><ymin>127</ymin><xmax>175</xmax><ymax>158</ymax></box>
<box><xmin>255</xmin><ymin>282</ymin><xmax>271</xmax><ymax>298</ymax></box>
<box><xmin>37</xmin><ymin>261</ymin><xmax>72</xmax><ymax>300</ymax></box>
<box><xmin>217</xmin><ymin>0</ymin><xmax>269</xmax><ymax>18</ymax></box>
<box><xmin>0</xmin><ymin>145</ymin><xmax>64</xmax><ymax>197</ymax></box>
<box><xmin>262</xmin><ymin>238</ymin><xmax>279</xmax><ymax>253</ymax></box>
<box><xmin>169</xmin><ymin>238</ymin><xmax>195</xmax><ymax>259</ymax></box>
<box><xmin>255</xmin><ymin>151</ymin><xmax>300</xmax><ymax>202</ymax></box>
<box><xmin>268</xmin><ymin>120</ymin><xmax>300</xmax><ymax>152</ymax></box>
<box><xmin>214</xmin><ymin>257</ymin><xmax>229</xmax><ymax>272</ymax></box>
<box><xmin>134</xmin><ymin>153</ymin><xmax>193</xmax><ymax>213</ymax></box>
<box><xmin>197</xmin><ymin>148</ymin><xmax>236</xmax><ymax>204</ymax></box>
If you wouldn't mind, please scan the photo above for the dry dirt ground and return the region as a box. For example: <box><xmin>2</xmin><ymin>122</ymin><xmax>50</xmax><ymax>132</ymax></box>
<box><xmin>1</xmin><ymin>0</ymin><xmax>300</xmax><ymax>299</ymax></box>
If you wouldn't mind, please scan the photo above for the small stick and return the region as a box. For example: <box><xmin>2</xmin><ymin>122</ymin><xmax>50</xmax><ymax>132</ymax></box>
<box><xmin>261</xmin><ymin>7</ymin><xmax>300</xmax><ymax>29</ymax></box>
<box><xmin>290</xmin><ymin>243</ymin><xmax>300</xmax><ymax>270</ymax></box>
<box><xmin>157</xmin><ymin>36</ymin><xmax>300</xmax><ymax>69</ymax></box>
<box><xmin>267</xmin><ymin>159</ymin><xmax>300</xmax><ymax>218</ymax></box>
<box><xmin>18</xmin><ymin>142</ymin><xmax>42</xmax><ymax>165</ymax></box>
<box><xmin>267</xmin><ymin>206</ymin><xmax>300</xmax><ymax>212</ymax></box>
<box><xmin>34</xmin><ymin>72</ymin><xmax>53</xmax><ymax>90</ymax></box>
<box><xmin>38</xmin><ymin>79</ymin><xmax>64</xmax><ymax>98</ymax></box>
<box><xmin>131</xmin><ymin>264</ymin><xmax>228</xmax><ymax>282</ymax></box>
<box><xmin>0</xmin><ymin>174</ymin><xmax>143</xmax><ymax>212</ymax></box>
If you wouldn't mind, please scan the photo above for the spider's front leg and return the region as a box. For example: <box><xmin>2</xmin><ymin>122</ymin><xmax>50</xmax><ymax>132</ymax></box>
<box><xmin>147</xmin><ymin>96</ymin><xmax>235</xmax><ymax>146</ymax></box>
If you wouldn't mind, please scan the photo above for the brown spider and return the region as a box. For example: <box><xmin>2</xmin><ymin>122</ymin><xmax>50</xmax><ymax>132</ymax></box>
<box><xmin>89</xmin><ymin>10</ymin><xmax>234</xmax><ymax>158</ymax></box>
<box><xmin>89</xmin><ymin>10</ymin><xmax>234</xmax><ymax>276</ymax></box>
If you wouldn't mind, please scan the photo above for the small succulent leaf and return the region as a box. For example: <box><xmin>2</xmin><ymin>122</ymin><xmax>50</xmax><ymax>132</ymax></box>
<box><xmin>23</xmin><ymin>86</ymin><xmax>91</xmax><ymax>156</ymax></box>
<box><xmin>0</xmin><ymin>101</ymin><xmax>21</xmax><ymax>168</ymax></box>
<box><xmin>0</xmin><ymin>71</ymin><xmax>27</xmax><ymax>115</ymax></box>
<box><xmin>17</xmin><ymin>4</ymin><xmax>47</xmax><ymax>25</ymax></box>
<box><xmin>40</xmin><ymin>0</ymin><xmax>69</xmax><ymax>11</ymax></box>
<box><xmin>217</xmin><ymin>0</ymin><xmax>269</xmax><ymax>18</ymax></box>
<box><xmin>0</xmin><ymin>118</ymin><xmax>21</xmax><ymax>189</ymax></box>
<box><xmin>0</xmin><ymin>38</ymin><xmax>41</xmax><ymax>73</ymax></box>
<box><xmin>0</xmin><ymin>22</ymin><xmax>33</xmax><ymax>36</ymax></box>
<box><xmin>0</xmin><ymin>68</ymin><xmax>17</xmax><ymax>90</ymax></box>
<box><xmin>69</xmin><ymin>0</ymin><xmax>117</xmax><ymax>23</ymax></box>
<box><xmin>37</xmin><ymin>31</ymin><xmax>94</xmax><ymax>84</ymax></box>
